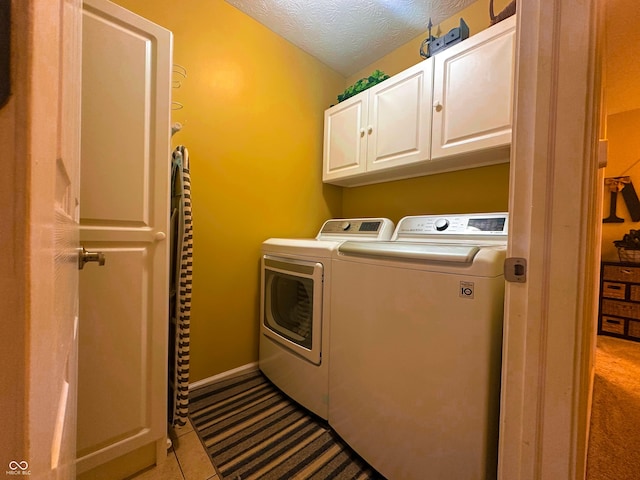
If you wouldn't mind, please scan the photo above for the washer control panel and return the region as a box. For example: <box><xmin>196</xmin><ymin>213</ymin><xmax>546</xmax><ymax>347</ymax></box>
<box><xmin>317</xmin><ymin>218</ymin><xmax>395</xmax><ymax>240</ymax></box>
<box><xmin>393</xmin><ymin>213</ymin><xmax>509</xmax><ymax>240</ymax></box>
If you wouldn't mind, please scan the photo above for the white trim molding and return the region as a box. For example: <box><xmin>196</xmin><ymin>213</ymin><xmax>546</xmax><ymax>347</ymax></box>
<box><xmin>499</xmin><ymin>0</ymin><xmax>601</xmax><ymax>479</ymax></box>
<box><xmin>189</xmin><ymin>363</ymin><xmax>259</xmax><ymax>391</ymax></box>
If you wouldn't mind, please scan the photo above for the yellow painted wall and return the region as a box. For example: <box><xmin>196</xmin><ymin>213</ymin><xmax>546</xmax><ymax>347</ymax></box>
<box><xmin>111</xmin><ymin>0</ymin><xmax>513</xmax><ymax>381</ymax></box>
<box><xmin>113</xmin><ymin>0</ymin><xmax>344</xmax><ymax>381</ymax></box>
<box><xmin>341</xmin><ymin>0</ymin><xmax>512</xmax><ymax>224</ymax></box>
<box><xmin>601</xmin><ymin>109</ymin><xmax>640</xmax><ymax>261</ymax></box>
<box><xmin>341</xmin><ymin>165</ymin><xmax>510</xmax><ymax>222</ymax></box>
<box><xmin>600</xmin><ymin>0</ymin><xmax>640</xmax><ymax>262</ymax></box>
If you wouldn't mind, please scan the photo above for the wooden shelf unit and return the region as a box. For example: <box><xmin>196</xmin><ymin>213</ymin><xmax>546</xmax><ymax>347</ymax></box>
<box><xmin>599</xmin><ymin>262</ymin><xmax>640</xmax><ymax>342</ymax></box>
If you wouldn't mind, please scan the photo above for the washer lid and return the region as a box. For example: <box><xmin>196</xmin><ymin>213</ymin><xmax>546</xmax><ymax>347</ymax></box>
<box><xmin>338</xmin><ymin>241</ymin><xmax>480</xmax><ymax>263</ymax></box>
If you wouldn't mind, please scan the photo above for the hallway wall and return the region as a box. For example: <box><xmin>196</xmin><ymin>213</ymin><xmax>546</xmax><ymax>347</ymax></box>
<box><xmin>600</xmin><ymin>0</ymin><xmax>640</xmax><ymax>261</ymax></box>
<box><xmin>601</xmin><ymin>109</ymin><xmax>640</xmax><ymax>261</ymax></box>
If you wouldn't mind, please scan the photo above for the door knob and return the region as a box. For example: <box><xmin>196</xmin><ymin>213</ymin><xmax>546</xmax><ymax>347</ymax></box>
<box><xmin>79</xmin><ymin>247</ymin><xmax>106</xmax><ymax>270</ymax></box>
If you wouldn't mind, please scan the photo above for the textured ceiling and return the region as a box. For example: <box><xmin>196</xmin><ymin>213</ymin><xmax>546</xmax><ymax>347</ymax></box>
<box><xmin>224</xmin><ymin>0</ymin><xmax>477</xmax><ymax>76</ymax></box>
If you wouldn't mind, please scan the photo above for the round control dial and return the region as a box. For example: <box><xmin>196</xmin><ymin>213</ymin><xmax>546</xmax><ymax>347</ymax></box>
<box><xmin>434</xmin><ymin>218</ymin><xmax>450</xmax><ymax>231</ymax></box>
<box><xmin>340</xmin><ymin>221</ymin><xmax>351</xmax><ymax>231</ymax></box>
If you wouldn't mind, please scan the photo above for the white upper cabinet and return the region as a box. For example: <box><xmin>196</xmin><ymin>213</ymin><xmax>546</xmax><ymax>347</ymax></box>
<box><xmin>431</xmin><ymin>16</ymin><xmax>515</xmax><ymax>161</ymax></box>
<box><xmin>323</xmin><ymin>93</ymin><xmax>369</xmax><ymax>181</ymax></box>
<box><xmin>323</xmin><ymin>16</ymin><xmax>515</xmax><ymax>187</ymax></box>
<box><xmin>366</xmin><ymin>60</ymin><xmax>433</xmax><ymax>172</ymax></box>
<box><xmin>323</xmin><ymin>59</ymin><xmax>433</xmax><ymax>186</ymax></box>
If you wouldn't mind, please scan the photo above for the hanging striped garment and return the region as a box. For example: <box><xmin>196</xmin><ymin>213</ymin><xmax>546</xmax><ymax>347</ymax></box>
<box><xmin>169</xmin><ymin>145</ymin><xmax>193</xmax><ymax>427</ymax></box>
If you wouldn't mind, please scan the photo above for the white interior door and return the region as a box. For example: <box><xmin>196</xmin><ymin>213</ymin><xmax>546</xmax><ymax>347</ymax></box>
<box><xmin>76</xmin><ymin>0</ymin><xmax>172</xmax><ymax>473</ymax></box>
<box><xmin>25</xmin><ymin>0</ymin><xmax>83</xmax><ymax>477</ymax></box>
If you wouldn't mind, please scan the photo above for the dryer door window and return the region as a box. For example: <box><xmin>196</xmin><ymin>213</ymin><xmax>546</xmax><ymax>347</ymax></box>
<box><xmin>262</xmin><ymin>256</ymin><xmax>323</xmax><ymax>365</ymax></box>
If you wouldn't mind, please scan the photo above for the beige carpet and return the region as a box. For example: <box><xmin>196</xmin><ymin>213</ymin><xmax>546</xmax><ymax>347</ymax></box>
<box><xmin>586</xmin><ymin>336</ymin><xmax>640</xmax><ymax>480</ymax></box>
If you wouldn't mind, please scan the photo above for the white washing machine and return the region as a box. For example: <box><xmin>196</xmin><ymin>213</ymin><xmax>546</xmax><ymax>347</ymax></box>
<box><xmin>259</xmin><ymin>218</ymin><xmax>394</xmax><ymax>420</ymax></box>
<box><xmin>329</xmin><ymin>213</ymin><xmax>508</xmax><ymax>480</ymax></box>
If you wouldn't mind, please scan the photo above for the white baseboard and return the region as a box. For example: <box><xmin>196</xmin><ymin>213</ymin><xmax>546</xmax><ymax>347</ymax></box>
<box><xmin>188</xmin><ymin>362</ymin><xmax>259</xmax><ymax>390</ymax></box>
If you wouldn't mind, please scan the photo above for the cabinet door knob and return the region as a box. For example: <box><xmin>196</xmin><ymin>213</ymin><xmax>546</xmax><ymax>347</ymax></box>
<box><xmin>360</xmin><ymin>128</ymin><xmax>365</xmax><ymax>137</ymax></box>
<box><xmin>434</xmin><ymin>102</ymin><xmax>443</xmax><ymax>112</ymax></box>
<box><xmin>367</xmin><ymin>126</ymin><xmax>373</xmax><ymax>134</ymax></box>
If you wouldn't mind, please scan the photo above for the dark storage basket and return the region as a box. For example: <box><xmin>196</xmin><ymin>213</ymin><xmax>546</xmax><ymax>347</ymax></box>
<box><xmin>617</xmin><ymin>247</ymin><xmax>640</xmax><ymax>263</ymax></box>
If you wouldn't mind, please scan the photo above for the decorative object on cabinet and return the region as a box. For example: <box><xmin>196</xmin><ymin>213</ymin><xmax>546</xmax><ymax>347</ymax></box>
<box><xmin>604</xmin><ymin>177</ymin><xmax>640</xmax><ymax>223</ymax></box>
<box><xmin>323</xmin><ymin>15</ymin><xmax>515</xmax><ymax>187</ymax></box>
<box><xmin>0</xmin><ymin>1</ymin><xmax>9</xmax><ymax>109</ymax></box>
<box><xmin>337</xmin><ymin>70</ymin><xmax>390</xmax><ymax>103</ymax></box>
<box><xmin>599</xmin><ymin>262</ymin><xmax>640</xmax><ymax>342</ymax></box>
<box><xmin>490</xmin><ymin>0</ymin><xmax>516</xmax><ymax>25</ymax></box>
<box><xmin>419</xmin><ymin>18</ymin><xmax>436</xmax><ymax>59</ymax></box>
<box><xmin>420</xmin><ymin>18</ymin><xmax>469</xmax><ymax>59</ymax></box>
<box><xmin>614</xmin><ymin>229</ymin><xmax>640</xmax><ymax>262</ymax></box>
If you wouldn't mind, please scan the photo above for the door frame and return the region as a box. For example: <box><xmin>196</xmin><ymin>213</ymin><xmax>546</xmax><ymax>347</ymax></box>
<box><xmin>3</xmin><ymin>0</ymin><xmax>604</xmax><ymax>477</ymax></box>
<box><xmin>0</xmin><ymin>0</ymin><xmax>83</xmax><ymax>477</ymax></box>
<box><xmin>499</xmin><ymin>0</ymin><xmax>602</xmax><ymax>479</ymax></box>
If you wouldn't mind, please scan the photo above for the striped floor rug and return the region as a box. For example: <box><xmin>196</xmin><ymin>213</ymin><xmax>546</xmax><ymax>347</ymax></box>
<box><xmin>189</xmin><ymin>370</ymin><xmax>384</xmax><ymax>480</ymax></box>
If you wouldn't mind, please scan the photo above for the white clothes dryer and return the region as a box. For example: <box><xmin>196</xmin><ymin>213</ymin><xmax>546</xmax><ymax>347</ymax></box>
<box><xmin>259</xmin><ymin>218</ymin><xmax>394</xmax><ymax>420</ymax></box>
<box><xmin>329</xmin><ymin>213</ymin><xmax>509</xmax><ymax>479</ymax></box>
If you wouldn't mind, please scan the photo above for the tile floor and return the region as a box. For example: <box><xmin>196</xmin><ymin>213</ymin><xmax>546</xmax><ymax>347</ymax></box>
<box><xmin>130</xmin><ymin>420</ymin><xmax>218</xmax><ymax>480</ymax></box>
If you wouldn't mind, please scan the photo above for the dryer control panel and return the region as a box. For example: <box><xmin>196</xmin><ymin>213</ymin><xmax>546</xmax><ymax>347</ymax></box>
<box><xmin>317</xmin><ymin>218</ymin><xmax>395</xmax><ymax>241</ymax></box>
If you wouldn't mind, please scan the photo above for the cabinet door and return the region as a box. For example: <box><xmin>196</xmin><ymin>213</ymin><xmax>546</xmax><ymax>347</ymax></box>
<box><xmin>367</xmin><ymin>59</ymin><xmax>433</xmax><ymax>172</ymax></box>
<box><xmin>323</xmin><ymin>94</ymin><xmax>368</xmax><ymax>183</ymax></box>
<box><xmin>77</xmin><ymin>0</ymin><xmax>172</xmax><ymax>474</ymax></box>
<box><xmin>431</xmin><ymin>16</ymin><xmax>515</xmax><ymax>160</ymax></box>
